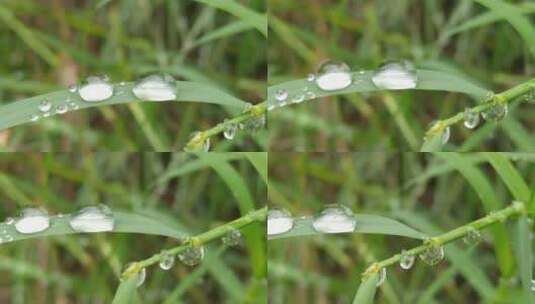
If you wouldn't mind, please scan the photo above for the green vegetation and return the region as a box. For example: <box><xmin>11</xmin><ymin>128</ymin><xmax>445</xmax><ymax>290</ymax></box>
<box><xmin>0</xmin><ymin>152</ymin><xmax>267</xmax><ymax>303</ymax></box>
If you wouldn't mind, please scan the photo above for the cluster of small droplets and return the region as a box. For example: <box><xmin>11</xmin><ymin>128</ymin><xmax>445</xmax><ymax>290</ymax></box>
<box><xmin>222</xmin><ymin>228</ymin><xmax>242</xmax><ymax>246</ymax></box>
<box><xmin>418</xmin><ymin>239</ymin><xmax>445</xmax><ymax>266</ymax></box>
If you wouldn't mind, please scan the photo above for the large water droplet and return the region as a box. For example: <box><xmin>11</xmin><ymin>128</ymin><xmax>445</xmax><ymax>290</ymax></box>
<box><xmin>222</xmin><ymin>228</ymin><xmax>242</xmax><ymax>246</ymax></box>
<box><xmin>267</xmin><ymin>208</ymin><xmax>294</xmax><ymax>236</ymax></box>
<box><xmin>132</xmin><ymin>74</ymin><xmax>176</xmax><ymax>101</ymax></box>
<box><xmin>275</xmin><ymin>89</ymin><xmax>288</xmax><ymax>103</ymax></box>
<box><xmin>419</xmin><ymin>244</ymin><xmax>445</xmax><ymax>266</ymax></box>
<box><xmin>38</xmin><ymin>100</ymin><xmax>52</xmax><ymax>113</ymax></box>
<box><xmin>462</xmin><ymin>227</ymin><xmax>481</xmax><ymax>245</ymax></box>
<box><xmin>372</xmin><ymin>61</ymin><xmax>418</xmax><ymax>90</ymax></box>
<box><xmin>14</xmin><ymin>208</ymin><xmax>50</xmax><ymax>234</ymax></box>
<box><xmin>314</xmin><ymin>60</ymin><xmax>352</xmax><ymax>91</ymax></box>
<box><xmin>376</xmin><ymin>268</ymin><xmax>386</xmax><ymax>286</ymax></box>
<box><xmin>223</xmin><ymin>122</ymin><xmax>238</xmax><ymax>140</ymax></box>
<box><xmin>312</xmin><ymin>204</ymin><xmax>356</xmax><ymax>234</ymax></box>
<box><xmin>185</xmin><ymin>132</ymin><xmax>210</xmax><ymax>152</ymax></box>
<box><xmin>399</xmin><ymin>250</ymin><xmax>415</xmax><ymax>270</ymax></box>
<box><xmin>56</xmin><ymin>104</ymin><xmax>68</xmax><ymax>114</ymax></box>
<box><xmin>463</xmin><ymin>108</ymin><xmax>480</xmax><ymax>129</ymax></box>
<box><xmin>159</xmin><ymin>251</ymin><xmax>176</xmax><ymax>270</ymax></box>
<box><xmin>78</xmin><ymin>76</ymin><xmax>114</xmax><ymax>102</ymax></box>
<box><xmin>68</xmin><ymin>205</ymin><xmax>114</xmax><ymax>233</ymax></box>
<box><xmin>123</xmin><ymin>263</ymin><xmax>146</xmax><ymax>287</ymax></box>
<box><xmin>178</xmin><ymin>245</ymin><xmax>205</xmax><ymax>266</ymax></box>
<box><xmin>482</xmin><ymin>103</ymin><xmax>508</xmax><ymax>122</ymax></box>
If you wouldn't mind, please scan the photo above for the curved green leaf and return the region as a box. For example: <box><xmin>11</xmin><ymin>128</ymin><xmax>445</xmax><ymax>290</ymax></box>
<box><xmin>352</xmin><ymin>274</ymin><xmax>379</xmax><ymax>304</ymax></box>
<box><xmin>112</xmin><ymin>276</ymin><xmax>138</xmax><ymax>304</ymax></box>
<box><xmin>268</xmin><ymin>214</ymin><xmax>427</xmax><ymax>240</ymax></box>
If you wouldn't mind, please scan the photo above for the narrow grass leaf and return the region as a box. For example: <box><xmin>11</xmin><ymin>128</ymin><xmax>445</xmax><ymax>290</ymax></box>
<box><xmin>483</xmin><ymin>153</ymin><xmax>531</xmax><ymax>202</ymax></box>
<box><xmin>111</xmin><ymin>276</ymin><xmax>138</xmax><ymax>304</ymax></box>
<box><xmin>244</xmin><ymin>152</ymin><xmax>268</xmax><ymax>184</ymax></box>
<box><xmin>268</xmin><ymin>214</ymin><xmax>427</xmax><ymax>240</ymax></box>
<box><xmin>514</xmin><ymin>215</ymin><xmax>534</xmax><ymax>302</ymax></box>
<box><xmin>352</xmin><ymin>274</ymin><xmax>379</xmax><ymax>304</ymax></box>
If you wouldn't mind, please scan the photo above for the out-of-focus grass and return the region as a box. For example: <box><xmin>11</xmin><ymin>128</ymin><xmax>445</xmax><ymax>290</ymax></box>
<box><xmin>268</xmin><ymin>0</ymin><xmax>535</xmax><ymax>151</ymax></box>
<box><xmin>268</xmin><ymin>152</ymin><xmax>534</xmax><ymax>303</ymax></box>
<box><xmin>0</xmin><ymin>152</ymin><xmax>267</xmax><ymax>304</ymax></box>
<box><xmin>0</xmin><ymin>0</ymin><xmax>266</xmax><ymax>151</ymax></box>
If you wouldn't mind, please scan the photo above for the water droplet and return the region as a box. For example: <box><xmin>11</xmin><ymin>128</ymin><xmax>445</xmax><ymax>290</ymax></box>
<box><xmin>312</xmin><ymin>204</ymin><xmax>356</xmax><ymax>234</ymax></box>
<box><xmin>399</xmin><ymin>250</ymin><xmax>415</xmax><ymax>270</ymax></box>
<box><xmin>314</xmin><ymin>60</ymin><xmax>352</xmax><ymax>91</ymax></box>
<box><xmin>275</xmin><ymin>89</ymin><xmax>288</xmax><ymax>102</ymax></box>
<box><xmin>68</xmin><ymin>84</ymin><xmax>78</xmax><ymax>93</ymax></box>
<box><xmin>122</xmin><ymin>263</ymin><xmax>146</xmax><ymax>287</ymax></box>
<box><xmin>178</xmin><ymin>245</ymin><xmax>205</xmax><ymax>266</ymax></box>
<box><xmin>292</xmin><ymin>94</ymin><xmax>305</xmax><ymax>103</ymax></box>
<box><xmin>68</xmin><ymin>205</ymin><xmax>114</xmax><ymax>233</ymax></box>
<box><xmin>30</xmin><ymin>114</ymin><xmax>39</xmax><ymax>122</ymax></box>
<box><xmin>159</xmin><ymin>252</ymin><xmax>176</xmax><ymax>270</ymax></box>
<box><xmin>70</xmin><ymin>102</ymin><xmax>79</xmax><ymax>110</ymax></box>
<box><xmin>185</xmin><ymin>132</ymin><xmax>210</xmax><ymax>152</ymax></box>
<box><xmin>307</xmin><ymin>73</ymin><xmax>315</xmax><ymax>82</ymax></box>
<box><xmin>463</xmin><ymin>108</ymin><xmax>480</xmax><ymax>129</ymax></box>
<box><xmin>441</xmin><ymin>126</ymin><xmax>451</xmax><ymax>144</ymax></box>
<box><xmin>78</xmin><ymin>76</ymin><xmax>114</xmax><ymax>102</ymax></box>
<box><xmin>56</xmin><ymin>104</ymin><xmax>68</xmax><ymax>114</ymax></box>
<box><xmin>372</xmin><ymin>61</ymin><xmax>418</xmax><ymax>90</ymax></box>
<box><xmin>376</xmin><ymin>268</ymin><xmax>386</xmax><ymax>286</ymax></box>
<box><xmin>38</xmin><ymin>100</ymin><xmax>52</xmax><ymax>112</ymax></box>
<box><xmin>462</xmin><ymin>227</ymin><xmax>481</xmax><ymax>245</ymax></box>
<box><xmin>223</xmin><ymin>122</ymin><xmax>238</xmax><ymax>140</ymax></box>
<box><xmin>482</xmin><ymin>103</ymin><xmax>508</xmax><ymax>122</ymax></box>
<box><xmin>222</xmin><ymin>229</ymin><xmax>242</xmax><ymax>246</ymax></box>
<box><xmin>419</xmin><ymin>244</ymin><xmax>444</xmax><ymax>266</ymax></box>
<box><xmin>267</xmin><ymin>208</ymin><xmax>294</xmax><ymax>236</ymax></box>
<box><xmin>305</xmin><ymin>91</ymin><xmax>316</xmax><ymax>99</ymax></box>
<box><xmin>14</xmin><ymin>208</ymin><xmax>50</xmax><ymax>234</ymax></box>
<box><xmin>5</xmin><ymin>235</ymin><xmax>13</xmax><ymax>241</ymax></box>
<box><xmin>4</xmin><ymin>217</ymin><xmax>14</xmax><ymax>225</ymax></box>
<box><xmin>43</xmin><ymin>112</ymin><xmax>51</xmax><ymax>118</ymax></box>
<box><xmin>132</xmin><ymin>74</ymin><xmax>176</xmax><ymax>101</ymax></box>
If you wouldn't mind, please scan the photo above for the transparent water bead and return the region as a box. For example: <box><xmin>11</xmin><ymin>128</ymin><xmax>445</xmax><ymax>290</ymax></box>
<box><xmin>56</xmin><ymin>104</ymin><xmax>68</xmax><ymax>114</ymax></box>
<box><xmin>419</xmin><ymin>245</ymin><xmax>445</xmax><ymax>266</ymax></box>
<box><xmin>178</xmin><ymin>245</ymin><xmax>205</xmax><ymax>266</ymax></box>
<box><xmin>222</xmin><ymin>229</ymin><xmax>242</xmax><ymax>246</ymax></box>
<box><xmin>463</xmin><ymin>108</ymin><xmax>480</xmax><ymax>129</ymax></box>
<box><xmin>159</xmin><ymin>252</ymin><xmax>176</xmax><ymax>270</ymax></box>
<box><xmin>223</xmin><ymin>122</ymin><xmax>238</xmax><ymax>140</ymax></box>
<box><xmin>132</xmin><ymin>74</ymin><xmax>177</xmax><ymax>101</ymax></box>
<box><xmin>441</xmin><ymin>126</ymin><xmax>451</xmax><ymax>144</ymax></box>
<box><xmin>292</xmin><ymin>94</ymin><xmax>305</xmax><ymax>104</ymax></box>
<box><xmin>14</xmin><ymin>208</ymin><xmax>50</xmax><ymax>234</ymax></box>
<box><xmin>78</xmin><ymin>76</ymin><xmax>114</xmax><ymax>102</ymax></box>
<box><xmin>68</xmin><ymin>84</ymin><xmax>78</xmax><ymax>93</ymax></box>
<box><xmin>30</xmin><ymin>114</ymin><xmax>39</xmax><ymax>122</ymax></box>
<box><xmin>68</xmin><ymin>205</ymin><xmax>114</xmax><ymax>233</ymax></box>
<box><xmin>312</xmin><ymin>204</ymin><xmax>356</xmax><ymax>234</ymax></box>
<box><xmin>371</xmin><ymin>61</ymin><xmax>418</xmax><ymax>90</ymax></box>
<box><xmin>399</xmin><ymin>250</ymin><xmax>415</xmax><ymax>270</ymax></box>
<box><xmin>462</xmin><ymin>227</ymin><xmax>481</xmax><ymax>245</ymax></box>
<box><xmin>482</xmin><ymin>103</ymin><xmax>508</xmax><ymax>122</ymax></box>
<box><xmin>39</xmin><ymin>100</ymin><xmax>52</xmax><ymax>113</ymax></box>
<box><xmin>314</xmin><ymin>60</ymin><xmax>352</xmax><ymax>91</ymax></box>
<box><xmin>274</xmin><ymin>89</ymin><xmax>288</xmax><ymax>103</ymax></box>
<box><xmin>4</xmin><ymin>217</ymin><xmax>15</xmax><ymax>225</ymax></box>
<box><xmin>123</xmin><ymin>263</ymin><xmax>146</xmax><ymax>287</ymax></box>
<box><xmin>186</xmin><ymin>132</ymin><xmax>210</xmax><ymax>152</ymax></box>
<box><xmin>376</xmin><ymin>268</ymin><xmax>386</xmax><ymax>287</ymax></box>
<box><xmin>307</xmin><ymin>74</ymin><xmax>315</xmax><ymax>82</ymax></box>
<box><xmin>267</xmin><ymin>208</ymin><xmax>294</xmax><ymax>236</ymax></box>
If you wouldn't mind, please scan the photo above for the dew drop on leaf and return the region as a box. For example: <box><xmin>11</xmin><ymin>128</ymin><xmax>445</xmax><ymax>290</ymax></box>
<box><xmin>159</xmin><ymin>252</ymin><xmax>176</xmax><ymax>270</ymax></box>
<box><xmin>122</xmin><ymin>263</ymin><xmax>146</xmax><ymax>287</ymax></box>
<box><xmin>267</xmin><ymin>208</ymin><xmax>294</xmax><ymax>236</ymax></box>
<box><xmin>223</xmin><ymin>122</ymin><xmax>238</xmax><ymax>140</ymax></box>
<box><xmin>419</xmin><ymin>244</ymin><xmax>445</xmax><ymax>266</ymax></box>
<box><xmin>292</xmin><ymin>94</ymin><xmax>305</xmax><ymax>104</ymax></box>
<box><xmin>399</xmin><ymin>250</ymin><xmax>415</xmax><ymax>270</ymax></box>
<box><xmin>222</xmin><ymin>228</ymin><xmax>242</xmax><ymax>246</ymax></box>
<box><xmin>30</xmin><ymin>114</ymin><xmax>39</xmax><ymax>122</ymax></box>
<box><xmin>315</xmin><ymin>60</ymin><xmax>352</xmax><ymax>91</ymax></box>
<box><xmin>68</xmin><ymin>84</ymin><xmax>78</xmax><ymax>93</ymax></box>
<box><xmin>14</xmin><ymin>208</ymin><xmax>50</xmax><ymax>234</ymax></box>
<box><xmin>78</xmin><ymin>76</ymin><xmax>114</xmax><ymax>102</ymax></box>
<box><xmin>38</xmin><ymin>100</ymin><xmax>52</xmax><ymax>113</ymax></box>
<box><xmin>132</xmin><ymin>74</ymin><xmax>177</xmax><ymax>101</ymax></box>
<box><xmin>69</xmin><ymin>205</ymin><xmax>115</xmax><ymax>233</ymax></box>
<box><xmin>306</xmin><ymin>73</ymin><xmax>315</xmax><ymax>82</ymax></box>
<box><xmin>463</xmin><ymin>108</ymin><xmax>480</xmax><ymax>129</ymax></box>
<box><xmin>462</xmin><ymin>227</ymin><xmax>481</xmax><ymax>245</ymax></box>
<box><xmin>482</xmin><ymin>103</ymin><xmax>508</xmax><ymax>122</ymax></box>
<box><xmin>56</xmin><ymin>104</ymin><xmax>68</xmax><ymax>114</ymax></box>
<box><xmin>4</xmin><ymin>217</ymin><xmax>15</xmax><ymax>225</ymax></box>
<box><xmin>372</xmin><ymin>61</ymin><xmax>418</xmax><ymax>90</ymax></box>
<box><xmin>274</xmin><ymin>89</ymin><xmax>288</xmax><ymax>103</ymax></box>
<box><xmin>178</xmin><ymin>245</ymin><xmax>205</xmax><ymax>266</ymax></box>
<box><xmin>376</xmin><ymin>268</ymin><xmax>386</xmax><ymax>286</ymax></box>
<box><xmin>312</xmin><ymin>204</ymin><xmax>356</xmax><ymax>234</ymax></box>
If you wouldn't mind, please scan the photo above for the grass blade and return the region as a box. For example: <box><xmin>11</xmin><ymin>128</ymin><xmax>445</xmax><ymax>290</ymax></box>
<box><xmin>0</xmin><ymin>81</ymin><xmax>247</xmax><ymax>131</ymax></box>
<box><xmin>352</xmin><ymin>274</ymin><xmax>379</xmax><ymax>304</ymax></box>
<box><xmin>244</xmin><ymin>152</ymin><xmax>268</xmax><ymax>184</ymax></box>
<box><xmin>514</xmin><ymin>215</ymin><xmax>534</xmax><ymax>302</ymax></box>
<box><xmin>483</xmin><ymin>153</ymin><xmax>531</xmax><ymax>202</ymax></box>
<box><xmin>268</xmin><ymin>214</ymin><xmax>427</xmax><ymax>240</ymax></box>
<box><xmin>111</xmin><ymin>276</ymin><xmax>138</xmax><ymax>304</ymax></box>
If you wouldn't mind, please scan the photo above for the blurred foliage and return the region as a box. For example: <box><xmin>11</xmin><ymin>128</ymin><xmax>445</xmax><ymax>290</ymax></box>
<box><xmin>0</xmin><ymin>0</ymin><xmax>266</xmax><ymax>151</ymax></box>
<box><xmin>268</xmin><ymin>152</ymin><xmax>535</xmax><ymax>303</ymax></box>
<box><xmin>0</xmin><ymin>152</ymin><xmax>267</xmax><ymax>303</ymax></box>
<box><xmin>268</xmin><ymin>0</ymin><xmax>535</xmax><ymax>151</ymax></box>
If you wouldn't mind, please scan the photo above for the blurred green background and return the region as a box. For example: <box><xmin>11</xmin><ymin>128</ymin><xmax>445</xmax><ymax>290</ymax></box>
<box><xmin>268</xmin><ymin>152</ymin><xmax>534</xmax><ymax>303</ymax></box>
<box><xmin>0</xmin><ymin>0</ymin><xmax>266</xmax><ymax>151</ymax></box>
<box><xmin>268</xmin><ymin>0</ymin><xmax>535</xmax><ymax>151</ymax></box>
<box><xmin>0</xmin><ymin>152</ymin><xmax>267</xmax><ymax>303</ymax></box>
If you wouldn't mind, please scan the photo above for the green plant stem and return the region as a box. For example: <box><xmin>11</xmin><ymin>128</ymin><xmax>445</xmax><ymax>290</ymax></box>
<box><xmin>121</xmin><ymin>206</ymin><xmax>267</xmax><ymax>279</ymax></box>
<box><xmin>363</xmin><ymin>201</ymin><xmax>526</xmax><ymax>278</ymax></box>
<box><xmin>425</xmin><ymin>78</ymin><xmax>535</xmax><ymax>137</ymax></box>
<box><xmin>184</xmin><ymin>102</ymin><xmax>266</xmax><ymax>150</ymax></box>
